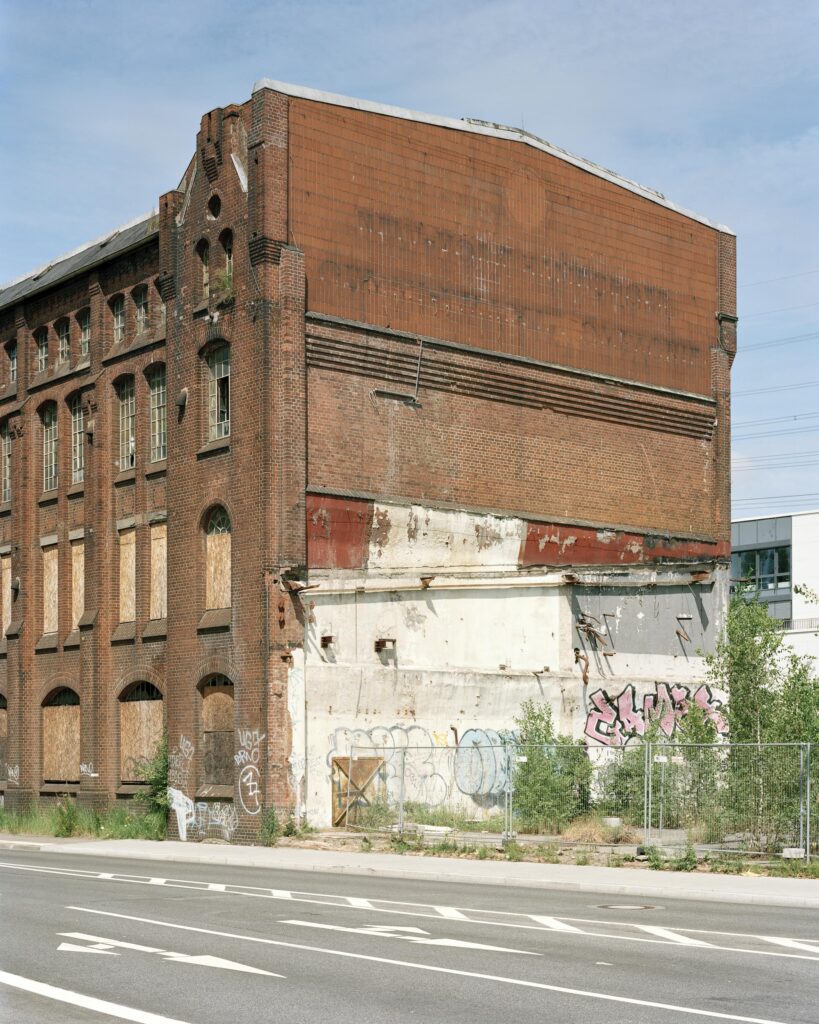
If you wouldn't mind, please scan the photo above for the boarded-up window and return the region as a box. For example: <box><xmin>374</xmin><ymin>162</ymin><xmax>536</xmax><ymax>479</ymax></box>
<box><xmin>42</xmin><ymin>545</ymin><xmax>58</xmax><ymax>635</ymax></box>
<box><xmin>42</xmin><ymin>688</ymin><xmax>80</xmax><ymax>783</ymax></box>
<box><xmin>71</xmin><ymin>540</ymin><xmax>84</xmax><ymax>630</ymax></box>
<box><xmin>1</xmin><ymin>553</ymin><xmax>11</xmax><ymax>636</ymax></box>
<box><xmin>201</xmin><ymin>676</ymin><xmax>234</xmax><ymax>787</ymax></box>
<box><xmin>0</xmin><ymin>694</ymin><xmax>7</xmax><ymax>781</ymax></box>
<box><xmin>150</xmin><ymin>523</ymin><xmax>167</xmax><ymax>620</ymax></box>
<box><xmin>120</xmin><ymin>682</ymin><xmax>163</xmax><ymax>782</ymax></box>
<box><xmin>205</xmin><ymin>507</ymin><xmax>231</xmax><ymax>610</ymax></box>
<box><xmin>119</xmin><ymin>529</ymin><xmax>135</xmax><ymax>622</ymax></box>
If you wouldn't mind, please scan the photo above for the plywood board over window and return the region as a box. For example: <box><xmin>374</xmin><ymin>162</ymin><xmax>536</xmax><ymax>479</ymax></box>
<box><xmin>71</xmin><ymin>541</ymin><xmax>85</xmax><ymax>630</ymax></box>
<box><xmin>202</xmin><ymin>679</ymin><xmax>234</xmax><ymax>786</ymax></box>
<box><xmin>206</xmin><ymin>530</ymin><xmax>231</xmax><ymax>610</ymax></box>
<box><xmin>0</xmin><ymin>695</ymin><xmax>7</xmax><ymax>778</ymax></box>
<box><xmin>1</xmin><ymin>554</ymin><xmax>11</xmax><ymax>636</ymax></box>
<box><xmin>149</xmin><ymin>523</ymin><xmax>167</xmax><ymax>620</ymax></box>
<box><xmin>42</xmin><ymin>690</ymin><xmax>80</xmax><ymax>783</ymax></box>
<box><xmin>120</xmin><ymin>683</ymin><xmax>163</xmax><ymax>782</ymax></box>
<box><xmin>42</xmin><ymin>545</ymin><xmax>58</xmax><ymax>635</ymax></box>
<box><xmin>119</xmin><ymin>529</ymin><xmax>135</xmax><ymax>622</ymax></box>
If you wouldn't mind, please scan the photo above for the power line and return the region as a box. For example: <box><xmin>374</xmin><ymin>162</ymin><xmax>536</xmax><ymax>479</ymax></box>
<box><xmin>742</xmin><ymin>300</ymin><xmax>819</xmax><ymax>320</ymax></box>
<box><xmin>733</xmin><ymin>461</ymin><xmax>819</xmax><ymax>471</ymax></box>
<box><xmin>733</xmin><ymin>411</ymin><xmax>819</xmax><ymax>428</ymax></box>
<box><xmin>733</xmin><ymin>448</ymin><xmax>819</xmax><ymax>461</ymax></box>
<box><xmin>734</xmin><ymin>380</ymin><xmax>819</xmax><ymax>397</ymax></box>
<box><xmin>739</xmin><ymin>267</ymin><xmax>819</xmax><ymax>289</ymax></box>
<box><xmin>734</xmin><ymin>491</ymin><xmax>819</xmax><ymax>502</ymax></box>
<box><xmin>733</xmin><ymin>426</ymin><xmax>819</xmax><ymax>441</ymax></box>
<box><xmin>742</xmin><ymin>330</ymin><xmax>819</xmax><ymax>352</ymax></box>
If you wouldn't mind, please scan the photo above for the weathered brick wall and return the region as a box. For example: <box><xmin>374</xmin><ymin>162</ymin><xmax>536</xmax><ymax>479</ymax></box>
<box><xmin>287</xmin><ymin>96</ymin><xmax>721</xmax><ymax>396</ymax></box>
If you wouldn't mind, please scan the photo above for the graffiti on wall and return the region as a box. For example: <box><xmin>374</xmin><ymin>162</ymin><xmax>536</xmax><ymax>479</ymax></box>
<box><xmin>168</xmin><ymin>734</ymin><xmax>239</xmax><ymax>842</ymax></box>
<box><xmin>6</xmin><ymin>764</ymin><xmax>19</xmax><ymax>786</ymax></box>
<box><xmin>235</xmin><ymin>729</ymin><xmax>264</xmax><ymax>816</ymax></box>
<box><xmin>80</xmin><ymin>762</ymin><xmax>99</xmax><ymax>778</ymax></box>
<box><xmin>328</xmin><ymin>724</ymin><xmax>510</xmax><ymax>806</ymax></box>
<box><xmin>584</xmin><ymin>682</ymin><xmax>728</xmax><ymax>747</ymax></box>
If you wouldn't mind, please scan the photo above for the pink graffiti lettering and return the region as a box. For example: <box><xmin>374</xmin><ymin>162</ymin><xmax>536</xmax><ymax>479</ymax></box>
<box><xmin>585</xmin><ymin>683</ymin><xmax>729</xmax><ymax>747</ymax></box>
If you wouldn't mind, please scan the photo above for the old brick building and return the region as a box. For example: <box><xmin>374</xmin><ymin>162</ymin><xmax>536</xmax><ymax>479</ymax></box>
<box><xmin>0</xmin><ymin>80</ymin><xmax>735</xmax><ymax>840</ymax></box>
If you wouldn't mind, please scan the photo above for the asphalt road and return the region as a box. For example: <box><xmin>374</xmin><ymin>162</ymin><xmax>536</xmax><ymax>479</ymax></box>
<box><xmin>0</xmin><ymin>849</ymin><xmax>817</xmax><ymax>1024</ymax></box>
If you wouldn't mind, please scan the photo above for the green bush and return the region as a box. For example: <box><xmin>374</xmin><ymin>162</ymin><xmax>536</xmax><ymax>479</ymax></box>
<box><xmin>511</xmin><ymin>700</ymin><xmax>591</xmax><ymax>834</ymax></box>
<box><xmin>259</xmin><ymin>807</ymin><xmax>281</xmax><ymax>846</ymax></box>
<box><xmin>54</xmin><ymin>800</ymin><xmax>78</xmax><ymax>837</ymax></box>
<box><xmin>133</xmin><ymin>737</ymin><xmax>170</xmax><ymax>817</ymax></box>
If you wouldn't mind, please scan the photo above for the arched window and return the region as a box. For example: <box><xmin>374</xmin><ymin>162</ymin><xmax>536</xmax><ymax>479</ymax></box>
<box><xmin>133</xmin><ymin>285</ymin><xmax>149</xmax><ymax>334</ymax></box>
<box><xmin>111</xmin><ymin>295</ymin><xmax>126</xmax><ymax>345</ymax></box>
<box><xmin>116</xmin><ymin>376</ymin><xmax>136</xmax><ymax>470</ymax></box>
<box><xmin>35</xmin><ymin>327</ymin><xmax>49</xmax><ymax>372</ymax></box>
<box><xmin>77</xmin><ymin>308</ymin><xmax>91</xmax><ymax>359</ymax></box>
<box><xmin>42</xmin><ymin>687</ymin><xmax>80</xmax><ymax>784</ymax></box>
<box><xmin>119</xmin><ymin>681</ymin><xmax>163</xmax><ymax>783</ymax></box>
<box><xmin>7</xmin><ymin>340</ymin><xmax>17</xmax><ymax>384</ymax></box>
<box><xmin>147</xmin><ymin>364</ymin><xmax>167</xmax><ymax>463</ymax></box>
<box><xmin>41</xmin><ymin>402</ymin><xmax>58</xmax><ymax>492</ymax></box>
<box><xmin>205</xmin><ymin>506</ymin><xmax>231</xmax><ymax>609</ymax></box>
<box><xmin>200</xmin><ymin>676</ymin><xmax>234</xmax><ymax>787</ymax></box>
<box><xmin>0</xmin><ymin>420</ymin><xmax>10</xmax><ymax>504</ymax></box>
<box><xmin>57</xmin><ymin>319</ymin><xmax>70</xmax><ymax>364</ymax></box>
<box><xmin>70</xmin><ymin>394</ymin><xmax>84</xmax><ymax>484</ymax></box>
<box><xmin>220</xmin><ymin>230</ymin><xmax>233</xmax><ymax>286</ymax></box>
<box><xmin>206</xmin><ymin>342</ymin><xmax>230</xmax><ymax>440</ymax></box>
<box><xmin>197</xmin><ymin>240</ymin><xmax>210</xmax><ymax>299</ymax></box>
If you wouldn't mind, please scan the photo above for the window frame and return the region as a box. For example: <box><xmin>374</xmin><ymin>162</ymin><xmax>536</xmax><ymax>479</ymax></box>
<box><xmin>35</xmin><ymin>327</ymin><xmax>49</xmax><ymax>373</ymax></box>
<box><xmin>148</xmin><ymin>364</ymin><xmax>167</xmax><ymax>463</ymax></box>
<box><xmin>77</xmin><ymin>308</ymin><xmax>90</xmax><ymax>359</ymax></box>
<box><xmin>134</xmin><ymin>285</ymin><xmax>149</xmax><ymax>335</ymax></box>
<box><xmin>111</xmin><ymin>294</ymin><xmax>126</xmax><ymax>346</ymax></box>
<box><xmin>41</xmin><ymin>402</ymin><xmax>58</xmax><ymax>492</ymax></box>
<box><xmin>70</xmin><ymin>393</ymin><xmax>84</xmax><ymax>485</ymax></box>
<box><xmin>57</xmin><ymin>319</ymin><xmax>70</xmax><ymax>364</ymax></box>
<box><xmin>206</xmin><ymin>342</ymin><xmax>230</xmax><ymax>441</ymax></box>
<box><xmin>7</xmin><ymin>341</ymin><xmax>17</xmax><ymax>384</ymax></box>
<box><xmin>0</xmin><ymin>421</ymin><xmax>10</xmax><ymax>504</ymax></box>
<box><xmin>116</xmin><ymin>376</ymin><xmax>136</xmax><ymax>471</ymax></box>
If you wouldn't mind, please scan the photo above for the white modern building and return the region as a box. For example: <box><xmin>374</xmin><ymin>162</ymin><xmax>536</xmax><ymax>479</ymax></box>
<box><xmin>731</xmin><ymin>510</ymin><xmax>819</xmax><ymax>663</ymax></box>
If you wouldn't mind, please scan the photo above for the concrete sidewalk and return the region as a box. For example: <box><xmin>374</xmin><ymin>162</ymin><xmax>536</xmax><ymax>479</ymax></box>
<box><xmin>1</xmin><ymin>834</ymin><xmax>817</xmax><ymax>908</ymax></box>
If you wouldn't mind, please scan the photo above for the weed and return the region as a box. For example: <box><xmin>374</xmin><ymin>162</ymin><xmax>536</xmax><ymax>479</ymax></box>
<box><xmin>54</xmin><ymin>800</ymin><xmax>78</xmax><ymax>838</ymax></box>
<box><xmin>670</xmin><ymin>840</ymin><xmax>698</xmax><ymax>872</ymax></box>
<box><xmin>537</xmin><ymin>843</ymin><xmax>560</xmax><ymax>864</ymax></box>
<box><xmin>646</xmin><ymin>846</ymin><xmax>666</xmax><ymax>871</ymax></box>
<box><xmin>477</xmin><ymin>845</ymin><xmax>489</xmax><ymax>860</ymax></box>
<box><xmin>607</xmin><ymin>852</ymin><xmax>624</xmax><ymax>868</ymax></box>
<box><xmin>259</xmin><ymin>807</ymin><xmax>281</xmax><ymax>847</ymax></box>
<box><xmin>504</xmin><ymin>841</ymin><xmax>524</xmax><ymax>862</ymax></box>
<box><xmin>360</xmin><ymin>836</ymin><xmax>372</xmax><ymax>852</ymax></box>
<box><xmin>575</xmin><ymin>850</ymin><xmax>590</xmax><ymax>866</ymax></box>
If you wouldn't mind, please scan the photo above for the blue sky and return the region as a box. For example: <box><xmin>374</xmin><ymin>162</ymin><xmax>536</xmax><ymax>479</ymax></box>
<box><xmin>1</xmin><ymin>0</ymin><xmax>817</xmax><ymax>518</ymax></box>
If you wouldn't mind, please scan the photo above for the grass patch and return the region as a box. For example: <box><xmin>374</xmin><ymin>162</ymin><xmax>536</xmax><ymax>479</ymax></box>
<box><xmin>504</xmin><ymin>841</ymin><xmax>525</xmax><ymax>862</ymax></box>
<box><xmin>0</xmin><ymin>801</ymin><xmax>166</xmax><ymax>840</ymax></box>
<box><xmin>561</xmin><ymin>815</ymin><xmax>641</xmax><ymax>845</ymax></box>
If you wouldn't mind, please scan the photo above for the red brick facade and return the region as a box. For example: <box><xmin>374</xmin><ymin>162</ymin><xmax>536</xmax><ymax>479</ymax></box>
<box><xmin>0</xmin><ymin>83</ymin><xmax>734</xmax><ymax>841</ymax></box>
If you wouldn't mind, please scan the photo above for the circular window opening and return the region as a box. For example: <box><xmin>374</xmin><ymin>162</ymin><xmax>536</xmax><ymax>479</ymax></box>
<box><xmin>207</xmin><ymin>194</ymin><xmax>222</xmax><ymax>220</ymax></box>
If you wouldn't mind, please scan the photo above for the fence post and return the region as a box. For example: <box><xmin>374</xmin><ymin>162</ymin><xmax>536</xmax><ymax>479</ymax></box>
<box><xmin>806</xmin><ymin>743</ymin><xmax>812</xmax><ymax>863</ymax></box>
<box><xmin>398</xmin><ymin>748</ymin><xmax>406</xmax><ymax>835</ymax></box>
<box><xmin>799</xmin><ymin>744</ymin><xmax>805</xmax><ymax>854</ymax></box>
<box><xmin>645</xmin><ymin>740</ymin><xmax>653</xmax><ymax>848</ymax></box>
<box><xmin>344</xmin><ymin>747</ymin><xmax>354</xmax><ymax>830</ymax></box>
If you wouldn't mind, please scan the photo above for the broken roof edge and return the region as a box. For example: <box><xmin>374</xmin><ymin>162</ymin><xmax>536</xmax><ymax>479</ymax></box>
<box><xmin>253</xmin><ymin>77</ymin><xmax>734</xmax><ymax>236</ymax></box>
<box><xmin>0</xmin><ymin>209</ymin><xmax>159</xmax><ymax>310</ymax></box>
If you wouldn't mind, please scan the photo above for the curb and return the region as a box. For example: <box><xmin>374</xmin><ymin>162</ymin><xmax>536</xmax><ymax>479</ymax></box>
<box><xmin>21</xmin><ymin>842</ymin><xmax>819</xmax><ymax>910</ymax></box>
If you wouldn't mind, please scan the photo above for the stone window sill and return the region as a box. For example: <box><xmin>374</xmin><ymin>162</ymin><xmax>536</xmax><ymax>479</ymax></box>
<box><xmin>146</xmin><ymin>459</ymin><xmax>167</xmax><ymax>478</ymax></box>
<box><xmin>142</xmin><ymin>618</ymin><xmax>167</xmax><ymax>640</ymax></box>
<box><xmin>197</xmin><ymin>607</ymin><xmax>231</xmax><ymax>632</ymax></box>
<box><xmin>115</xmin><ymin>468</ymin><xmax>136</xmax><ymax>485</ymax></box>
<box><xmin>35</xmin><ymin>632</ymin><xmax>58</xmax><ymax>652</ymax></box>
<box><xmin>0</xmin><ymin>501</ymin><xmax>10</xmax><ymax>516</ymax></box>
<box><xmin>77</xmin><ymin>609</ymin><xmax>97</xmax><ymax>630</ymax></box>
<box><xmin>111</xmin><ymin>621</ymin><xmax>136</xmax><ymax>643</ymax></box>
<box><xmin>40</xmin><ymin>783</ymin><xmax>79</xmax><ymax>794</ymax></box>
<box><xmin>66</xmin><ymin>482</ymin><xmax>85</xmax><ymax>498</ymax></box>
<box><xmin>196</xmin><ymin>438</ymin><xmax>230</xmax><ymax>460</ymax></box>
<box><xmin>196</xmin><ymin>785</ymin><xmax>233</xmax><ymax>800</ymax></box>
<box><xmin>38</xmin><ymin>492</ymin><xmax>58</xmax><ymax>506</ymax></box>
<box><xmin>63</xmin><ymin>629</ymin><xmax>81</xmax><ymax>649</ymax></box>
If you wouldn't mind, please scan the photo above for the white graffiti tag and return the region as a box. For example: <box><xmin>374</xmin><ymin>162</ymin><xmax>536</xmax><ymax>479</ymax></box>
<box><xmin>235</xmin><ymin>728</ymin><xmax>264</xmax><ymax>815</ymax></box>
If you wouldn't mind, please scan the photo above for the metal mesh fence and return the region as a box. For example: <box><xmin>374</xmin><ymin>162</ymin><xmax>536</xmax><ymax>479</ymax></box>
<box><xmin>337</xmin><ymin>741</ymin><xmax>815</xmax><ymax>858</ymax></box>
